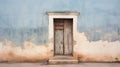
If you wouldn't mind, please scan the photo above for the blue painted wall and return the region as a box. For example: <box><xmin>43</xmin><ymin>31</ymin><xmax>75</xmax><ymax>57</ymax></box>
<box><xmin>0</xmin><ymin>0</ymin><xmax>120</xmax><ymax>45</ymax></box>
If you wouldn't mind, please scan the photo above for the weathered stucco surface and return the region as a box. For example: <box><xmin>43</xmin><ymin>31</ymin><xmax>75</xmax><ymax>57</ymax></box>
<box><xmin>74</xmin><ymin>32</ymin><xmax>120</xmax><ymax>62</ymax></box>
<box><xmin>0</xmin><ymin>32</ymin><xmax>120</xmax><ymax>62</ymax></box>
<box><xmin>0</xmin><ymin>0</ymin><xmax>120</xmax><ymax>62</ymax></box>
<box><xmin>0</xmin><ymin>40</ymin><xmax>50</xmax><ymax>62</ymax></box>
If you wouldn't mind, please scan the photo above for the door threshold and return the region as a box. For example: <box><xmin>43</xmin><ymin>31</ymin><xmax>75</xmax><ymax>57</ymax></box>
<box><xmin>48</xmin><ymin>55</ymin><xmax>78</xmax><ymax>64</ymax></box>
<box><xmin>53</xmin><ymin>55</ymin><xmax>74</xmax><ymax>59</ymax></box>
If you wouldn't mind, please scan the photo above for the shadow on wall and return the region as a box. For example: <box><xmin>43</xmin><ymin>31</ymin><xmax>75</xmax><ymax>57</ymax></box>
<box><xmin>0</xmin><ymin>32</ymin><xmax>120</xmax><ymax>62</ymax></box>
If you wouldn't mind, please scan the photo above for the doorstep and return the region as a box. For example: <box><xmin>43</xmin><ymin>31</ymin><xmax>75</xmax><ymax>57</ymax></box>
<box><xmin>48</xmin><ymin>56</ymin><xmax>79</xmax><ymax>64</ymax></box>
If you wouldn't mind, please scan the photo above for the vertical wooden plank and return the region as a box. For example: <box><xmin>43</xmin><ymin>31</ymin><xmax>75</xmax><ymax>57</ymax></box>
<box><xmin>64</xmin><ymin>19</ymin><xmax>73</xmax><ymax>55</ymax></box>
<box><xmin>54</xmin><ymin>19</ymin><xmax>64</xmax><ymax>55</ymax></box>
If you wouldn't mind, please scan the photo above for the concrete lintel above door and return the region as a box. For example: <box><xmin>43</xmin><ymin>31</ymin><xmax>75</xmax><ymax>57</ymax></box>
<box><xmin>47</xmin><ymin>11</ymin><xmax>80</xmax><ymax>16</ymax></box>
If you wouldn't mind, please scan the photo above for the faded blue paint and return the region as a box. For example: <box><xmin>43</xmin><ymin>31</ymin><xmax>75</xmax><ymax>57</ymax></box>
<box><xmin>0</xmin><ymin>0</ymin><xmax>120</xmax><ymax>45</ymax></box>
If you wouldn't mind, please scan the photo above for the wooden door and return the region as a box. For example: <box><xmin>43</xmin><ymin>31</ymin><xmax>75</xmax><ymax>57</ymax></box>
<box><xmin>54</xmin><ymin>19</ymin><xmax>73</xmax><ymax>56</ymax></box>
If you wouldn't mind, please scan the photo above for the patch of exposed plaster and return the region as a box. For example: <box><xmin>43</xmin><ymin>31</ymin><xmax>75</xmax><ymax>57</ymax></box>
<box><xmin>0</xmin><ymin>39</ymin><xmax>52</xmax><ymax>62</ymax></box>
<box><xmin>74</xmin><ymin>32</ymin><xmax>120</xmax><ymax>62</ymax></box>
<box><xmin>0</xmin><ymin>32</ymin><xmax>120</xmax><ymax>62</ymax></box>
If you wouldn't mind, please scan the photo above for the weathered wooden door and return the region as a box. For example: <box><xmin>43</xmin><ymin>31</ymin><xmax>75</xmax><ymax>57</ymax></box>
<box><xmin>54</xmin><ymin>19</ymin><xmax>73</xmax><ymax>56</ymax></box>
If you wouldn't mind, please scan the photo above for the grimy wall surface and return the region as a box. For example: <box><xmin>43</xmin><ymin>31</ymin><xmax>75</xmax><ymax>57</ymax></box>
<box><xmin>0</xmin><ymin>0</ymin><xmax>120</xmax><ymax>62</ymax></box>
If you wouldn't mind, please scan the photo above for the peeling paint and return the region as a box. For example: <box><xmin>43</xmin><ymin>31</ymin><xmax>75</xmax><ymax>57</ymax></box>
<box><xmin>0</xmin><ymin>32</ymin><xmax>120</xmax><ymax>62</ymax></box>
<box><xmin>74</xmin><ymin>32</ymin><xmax>120</xmax><ymax>62</ymax></box>
<box><xmin>0</xmin><ymin>0</ymin><xmax>120</xmax><ymax>63</ymax></box>
<box><xmin>0</xmin><ymin>39</ymin><xmax>51</xmax><ymax>62</ymax></box>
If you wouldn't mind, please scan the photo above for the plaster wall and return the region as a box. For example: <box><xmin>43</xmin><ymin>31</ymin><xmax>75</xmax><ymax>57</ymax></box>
<box><xmin>0</xmin><ymin>0</ymin><xmax>120</xmax><ymax>62</ymax></box>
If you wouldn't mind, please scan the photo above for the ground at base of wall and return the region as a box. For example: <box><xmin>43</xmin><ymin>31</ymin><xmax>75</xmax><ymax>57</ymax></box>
<box><xmin>0</xmin><ymin>63</ymin><xmax>120</xmax><ymax>67</ymax></box>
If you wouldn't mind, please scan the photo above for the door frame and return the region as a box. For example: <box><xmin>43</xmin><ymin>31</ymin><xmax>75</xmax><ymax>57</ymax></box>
<box><xmin>47</xmin><ymin>12</ymin><xmax>80</xmax><ymax>57</ymax></box>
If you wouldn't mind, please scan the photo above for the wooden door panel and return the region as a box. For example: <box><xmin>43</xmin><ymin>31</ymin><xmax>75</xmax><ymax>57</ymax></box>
<box><xmin>54</xmin><ymin>19</ymin><xmax>64</xmax><ymax>55</ymax></box>
<box><xmin>54</xmin><ymin>30</ymin><xmax>64</xmax><ymax>55</ymax></box>
<box><xmin>64</xmin><ymin>20</ymin><xmax>73</xmax><ymax>55</ymax></box>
